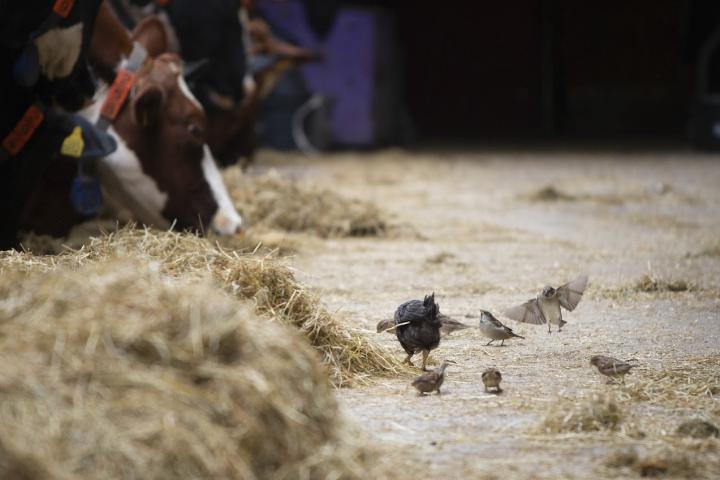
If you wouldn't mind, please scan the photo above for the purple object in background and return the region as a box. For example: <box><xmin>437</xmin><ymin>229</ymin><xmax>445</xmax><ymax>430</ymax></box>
<box><xmin>257</xmin><ymin>1</ymin><xmax>381</xmax><ymax>147</ymax></box>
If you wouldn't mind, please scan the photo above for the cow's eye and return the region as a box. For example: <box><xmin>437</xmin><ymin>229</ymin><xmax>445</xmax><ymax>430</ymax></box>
<box><xmin>187</xmin><ymin>122</ymin><xmax>204</xmax><ymax>138</ymax></box>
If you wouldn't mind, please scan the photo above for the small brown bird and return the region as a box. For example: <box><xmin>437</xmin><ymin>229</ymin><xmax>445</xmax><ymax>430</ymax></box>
<box><xmin>479</xmin><ymin>310</ymin><xmax>524</xmax><ymax>346</ymax></box>
<box><xmin>504</xmin><ymin>274</ymin><xmax>588</xmax><ymax>333</ymax></box>
<box><xmin>376</xmin><ymin>318</ymin><xmax>396</xmax><ymax>334</ymax></box>
<box><xmin>590</xmin><ymin>355</ymin><xmax>636</xmax><ymax>383</ymax></box>
<box><xmin>411</xmin><ymin>361</ymin><xmax>455</xmax><ymax>395</ymax></box>
<box><xmin>439</xmin><ymin>314</ymin><xmax>471</xmax><ymax>336</ymax></box>
<box><xmin>482</xmin><ymin>368</ymin><xmax>502</xmax><ymax>393</ymax></box>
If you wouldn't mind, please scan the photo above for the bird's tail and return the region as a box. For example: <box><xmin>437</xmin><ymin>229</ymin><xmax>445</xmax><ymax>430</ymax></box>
<box><xmin>512</xmin><ymin>332</ymin><xmax>525</xmax><ymax>339</ymax></box>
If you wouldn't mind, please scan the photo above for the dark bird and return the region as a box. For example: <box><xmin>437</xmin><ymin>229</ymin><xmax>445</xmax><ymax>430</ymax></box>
<box><xmin>411</xmin><ymin>361</ymin><xmax>454</xmax><ymax>395</ymax></box>
<box><xmin>478</xmin><ymin>310</ymin><xmax>524</xmax><ymax>346</ymax></box>
<box><xmin>394</xmin><ymin>293</ymin><xmax>443</xmax><ymax>370</ymax></box>
<box><xmin>378</xmin><ymin>314</ymin><xmax>469</xmax><ymax>337</ymax></box>
<box><xmin>590</xmin><ymin>355</ymin><xmax>636</xmax><ymax>383</ymax></box>
<box><xmin>482</xmin><ymin>368</ymin><xmax>502</xmax><ymax>393</ymax></box>
<box><xmin>504</xmin><ymin>274</ymin><xmax>589</xmax><ymax>333</ymax></box>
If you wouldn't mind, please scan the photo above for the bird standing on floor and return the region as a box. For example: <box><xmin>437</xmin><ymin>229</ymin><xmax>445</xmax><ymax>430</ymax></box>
<box><xmin>411</xmin><ymin>361</ymin><xmax>455</xmax><ymax>395</ymax></box>
<box><xmin>478</xmin><ymin>310</ymin><xmax>525</xmax><ymax>346</ymax></box>
<box><xmin>378</xmin><ymin>313</ymin><xmax>469</xmax><ymax>337</ymax></box>
<box><xmin>394</xmin><ymin>293</ymin><xmax>443</xmax><ymax>370</ymax></box>
<box><xmin>590</xmin><ymin>355</ymin><xmax>636</xmax><ymax>383</ymax></box>
<box><xmin>504</xmin><ymin>274</ymin><xmax>589</xmax><ymax>333</ymax></box>
<box><xmin>482</xmin><ymin>368</ymin><xmax>502</xmax><ymax>393</ymax></box>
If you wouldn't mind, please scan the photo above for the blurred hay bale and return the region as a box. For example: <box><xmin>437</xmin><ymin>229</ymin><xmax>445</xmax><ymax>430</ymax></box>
<box><xmin>0</xmin><ymin>258</ymin><xmax>367</xmax><ymax>480</ymax></box>
<box><xmin>3</xmin><ymin>228</ymin><xmax>401</xmax><ymax>386</ymax></box>
<box><xmin>542</xmin><ymin>393</ymin><xmax>623</xmax><ymax>433</ymax></box>
<box><xmin>223</xmin><ymin>168</ymin><xmax>387</xmax><ymax>237</ymax></box>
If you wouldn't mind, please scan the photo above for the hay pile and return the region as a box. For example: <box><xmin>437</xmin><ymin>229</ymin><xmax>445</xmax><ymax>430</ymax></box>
<box><xmin>0</xmin><ymin>258</ymin><xmax>365</xmax><ymax>479</ymax></box>
<box><xmin>223</xmin><ymin>168</ymin><xmax>387</xmax><ymax>237</ymax></box>
<box><xmin>4</xmin><ymin>228</ymin><xmax>401</xmax><ymax>386</ymax></box>
<box><xmin>542</xmin><ymin>393</ymin><xmax>623</xmax><ymax>433</ymax></box>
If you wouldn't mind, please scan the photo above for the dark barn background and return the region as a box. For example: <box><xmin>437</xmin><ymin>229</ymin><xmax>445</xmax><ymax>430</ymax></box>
<box><xmin>297</xmin><ymin>0</ymin><xmax>720</xmax><ymax>143</ymax></box>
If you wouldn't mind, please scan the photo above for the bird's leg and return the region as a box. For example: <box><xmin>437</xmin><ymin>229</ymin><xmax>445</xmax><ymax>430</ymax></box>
<box><xmin>486</xmin><ymin>339</ymin><xmax>494</xmax><ymax>346</ymax></box>
<box><xmin>547</xmin><ymin>323</ymin><xmax>551</xmax><ymax>334</ymax></box>
<box><xmin>500</xmin><ymin>339</ymin><xmax>505</xmax><ymax>346</ymax></box>
<box><xmin>403</xmin><ymin>353</ymin><xmax>413</xmax><ymax>366</ymax></box>
<box><xmin>436</xmin><ymin>388</ymin><xmax>441</xmax><ymax>395</ymax></box>
<box><xmin>421</xmin><ymin>350</ymin><xmax>429</xmax><ymax>371</ymax></box>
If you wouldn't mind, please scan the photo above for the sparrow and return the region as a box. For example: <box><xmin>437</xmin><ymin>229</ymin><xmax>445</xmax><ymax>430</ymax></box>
<box><xmin>439</xmin><ymin>314</ymin><xmax>471</xmax><ymax>336</ymax></box>
<box><xmin>504</xmin><ymin>273</ymin><xmax>589</xmax><ymax>333</ymax></box>
<box><xmin>376</xmin><ymin>318</ymin><xmax>396</xmax><ymax>334</ymax></box>
<box><xmin>589</xmin><ymin>355</ymin><xmax>636</xmax><ymax>383</ymax></box>
<box><xmin>482</xmin><ymin>368</ymin><xmax>502</xmax><ymax>393</ymax></box>
<box><xmin>394</xmin><ymin>293</ymin><xmax>443</xmax><ymax>370</ymax></box>
<box><xmin>377</xmin><ymin>314</ymin><xmax>469</xmax><ymax>337</ymax></box>
<box><xmin>478</xmin><ymin>310</ymin><xmax>525</xmax><ymax>346</ymax></box>
<box><xmin>411</xmin><ymin>361</ymin><xmax>455</xmax><ymax>395</ymax></box>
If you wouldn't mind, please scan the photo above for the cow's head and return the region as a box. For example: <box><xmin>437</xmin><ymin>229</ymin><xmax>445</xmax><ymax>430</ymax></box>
<box><xmin>99</xmin><ymin>52</ymin><xmax>243</xmax><ymax>235</ymax></box>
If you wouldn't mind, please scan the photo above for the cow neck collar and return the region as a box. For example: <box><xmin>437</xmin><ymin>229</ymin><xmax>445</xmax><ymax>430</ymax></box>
<box><xmin>96</xmin><ymin>42</ymin><xmax>148</xmax><ymax>131</ymax></box>
<box><xmin>68</xmin><ymin>42</ymin><xmax>147</xmax><ymax>216</ymax></box>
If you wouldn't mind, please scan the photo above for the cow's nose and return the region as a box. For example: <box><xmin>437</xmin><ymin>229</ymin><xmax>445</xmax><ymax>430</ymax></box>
<box><xmin>210</xmin><ymin>209</ymin><xmax>244</xmax><ymax>236</ymax></box>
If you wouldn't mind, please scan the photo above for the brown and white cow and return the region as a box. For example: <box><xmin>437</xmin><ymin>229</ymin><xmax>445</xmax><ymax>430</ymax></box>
<box><xmin>20</xmin><ymin>6</ymin><xmax>243</xmax><ymax>237</ymax></box>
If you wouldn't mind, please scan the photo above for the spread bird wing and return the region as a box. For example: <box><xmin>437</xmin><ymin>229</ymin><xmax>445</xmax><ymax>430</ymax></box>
<box><xmin>557</xmin><ymin>274</ymin><xmax>588</xmax><ymax>311</ymax></box>
<box><xmin>504</xmin><ymin>299</ymin><xmax>546</xmax><ymax>325</ymax></box>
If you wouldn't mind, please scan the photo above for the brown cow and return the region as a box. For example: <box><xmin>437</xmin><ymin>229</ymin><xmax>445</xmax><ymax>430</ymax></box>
<box><xmin>21</xmin><ymin>5</ymin><xmax>243</xmax><ymax>237</ymax></box>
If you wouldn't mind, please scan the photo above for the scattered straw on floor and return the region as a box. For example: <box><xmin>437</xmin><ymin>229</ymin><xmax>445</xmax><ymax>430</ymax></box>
<box><xmin>526</xmin><ymin>186</ymin><xmax>577</xmax><ymax>202</ymax></box>
<box><xmin>0</xmin><ymin>257</ymin><xmax>367</xmax><ymax>479</ymax></box>
<box><xmin>223</xmin><ymin>168</ymin><xmax>387</xmax><ymax>237</ymax></box>
<box><xmin>618</xmin><ymin>356</ymin><xmax>720</xmax><ymax>406</ymax></box>
<box><xmin>542</xmin><ymin>393</ymin><xmax>623</xmax><ymax>433</ymax></box>
<box><xmin>4</xmin><ymin>228</ymin><xmax>402</xmax><ymax>386</ymax></box>
<box><xmin>633</xmin><ymin>274</ymin><xmax>690</xmax><ymax>293</ymax></box>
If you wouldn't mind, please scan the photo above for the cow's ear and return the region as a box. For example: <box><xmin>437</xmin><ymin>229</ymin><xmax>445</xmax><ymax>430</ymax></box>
<box><xmin>132</xmin><ymin>16</ymin><xmax>169</xmax><ymax>57</ymax></box>
<box><xmin>133</xmin><ymin>86</ymin><xmax>164</xmax><ymax>127</ymax></box>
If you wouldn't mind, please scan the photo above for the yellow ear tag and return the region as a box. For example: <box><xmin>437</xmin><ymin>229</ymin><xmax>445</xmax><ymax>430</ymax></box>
<box><xmin>61</xmin><ymin>126</ymin><xmax>84</xmax><ymax>158</ymax></box>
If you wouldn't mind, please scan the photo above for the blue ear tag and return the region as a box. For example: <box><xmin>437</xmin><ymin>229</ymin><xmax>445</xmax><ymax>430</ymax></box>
<box><xmin>70</xmin><ymin>175</ymin><xmax>102</xmax><ymax>216</ymax></box>
<box><xmin>14</xmin><ymin>44</ymin><xmax>40</xmax><ymax>87</ymax></box>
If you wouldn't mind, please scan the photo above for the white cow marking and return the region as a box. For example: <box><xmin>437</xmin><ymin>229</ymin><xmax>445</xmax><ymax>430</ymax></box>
<box><xmin>202</xmin><ymin>146</ymin><xmax>243</xmax><ymax>235</ymax></box>
<box><xmin>100</xmin><ymin>129</ymin><xmax>171</xmax><ymax>230</ymax></box>
<box><xmin>177</xmin><ymin>74</ymin><xmax>203</xmax><ymax>110</ymax></box>
<box><xmin>34</xmin><ymin>23</ymin><xmax>83</xmax><ymax>80</ymax></box>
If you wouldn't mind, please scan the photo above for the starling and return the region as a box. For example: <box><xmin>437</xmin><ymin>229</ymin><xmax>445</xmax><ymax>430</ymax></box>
<box><xmin>478</xmin><ymin>310</ymin><xmax>524</xmax><ymax>346</ymax></box>
<box><xmin>504</xmin><ymin>274</ymin><xmax>588</xmax><ymax>333</ymax></box>
<box><xmin>394</xmin><ymin>293</ymin><xmax>443</xmax><ymax>370</ymax></box>
<box><xmin>379</xmin><ymin>314</ymin><xmax>468</xmax><ymax>337</ymax></box>
<box><xmin>590</xmin><ymin>355</ymin><xmax>636</xmax><ymax>383</ymax></box>
<box><xmin>482</xmin><ymin>368</ymin><xmax>502</xmax><ymax>393</ymax></box>
<box><xmin>411</xmin><ymin>361</ymin><xmax>454</xmax><ymax>395</ymax></box>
